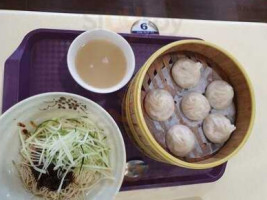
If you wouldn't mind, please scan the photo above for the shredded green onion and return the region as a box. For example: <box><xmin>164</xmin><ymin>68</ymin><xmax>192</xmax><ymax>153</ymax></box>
<box><xmin>19</xmin><ymin>117</ymin><xmax>112</xmax><ymax>193</ymax></box>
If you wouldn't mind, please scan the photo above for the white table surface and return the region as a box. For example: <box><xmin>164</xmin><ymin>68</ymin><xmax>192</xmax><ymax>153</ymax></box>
<box><xmin>0</xmin><ymin>10</ymin><xmax>267</xmax><ymax>200</ymax></box>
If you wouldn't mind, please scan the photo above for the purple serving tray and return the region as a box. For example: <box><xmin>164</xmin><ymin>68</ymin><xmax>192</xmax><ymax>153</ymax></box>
<box><xmin>2</xmin><ymin>29</ymin><xmax>226</xmax><ymax>191</ymax></box>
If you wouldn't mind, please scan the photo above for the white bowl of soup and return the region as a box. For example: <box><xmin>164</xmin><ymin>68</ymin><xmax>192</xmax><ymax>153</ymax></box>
<box><xmin>67</xmin><ymin>29</ymin><xmax>135</xmax><ymax>93</ymax></box>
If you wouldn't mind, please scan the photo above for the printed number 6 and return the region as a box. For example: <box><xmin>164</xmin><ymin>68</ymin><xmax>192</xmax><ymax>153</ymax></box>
<box><xmin>140</xmin><ymin>23</ymin><xmax>148</xmax><ymax>30</ymax></box>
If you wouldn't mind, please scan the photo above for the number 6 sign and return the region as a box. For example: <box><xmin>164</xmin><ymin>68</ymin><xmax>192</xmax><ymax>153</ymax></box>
<box><xmin>131</xmin><ymin>19</ymin><xmax>159</xmax><ymax>34</ymax></box>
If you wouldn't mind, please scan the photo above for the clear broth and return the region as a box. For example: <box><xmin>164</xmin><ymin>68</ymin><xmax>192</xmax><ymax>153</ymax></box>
<box><xmin>75</xmin><ymin>40</ymin><xmax>127</xmax><ymax>88</ymax></box>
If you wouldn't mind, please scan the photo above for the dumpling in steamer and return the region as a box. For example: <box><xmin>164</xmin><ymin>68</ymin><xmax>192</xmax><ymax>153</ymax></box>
<box><xmin>171</xmin><ymin>58</ymin><xmax>202</xmax><ymax>89</ymax></box>
<box><xmin>206</xmin><ymin>80</ymin><xmax>234</xmax><ymax>109</ymax></box>
<box><xmin>181</xmin><ymin>92</ymin><xmax>211</xmax><ymax>121</ymax></box>
<box><xmin>166</xmin><ymin>125</ymin><xmax>196</xmax><ymax>157</ymax></box>
<box><xmin>144</xmin><ymin>89</ymin><xmax>175</xmax><ymax>121</ymax></box>
<box><xmin>203</xmin><ymin>113</ymin><xmax>236</xmax><ymax>144</ymax></box>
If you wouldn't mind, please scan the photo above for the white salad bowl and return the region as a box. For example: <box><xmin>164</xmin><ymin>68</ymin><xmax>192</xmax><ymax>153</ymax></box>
<box><xmin>0</xmin><ymin>92</ymin><xmax>126</xmax><ymax>200</ymax></box>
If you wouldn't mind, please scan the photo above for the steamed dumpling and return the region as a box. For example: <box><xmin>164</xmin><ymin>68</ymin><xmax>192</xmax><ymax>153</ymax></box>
<box><xmin>203</xmin><ymin>113</ymin><xmax>236</xmax><ymax>144</ymax></box>
<box><xmin>166</xmin><ymin>125</ymin><xmax>196</xmax><ymax>157</ymax></box>
<box><xmin>181</xmin><ymin>92</ymin><xmax>211</xmax><ymax>121</ymax></box>
<box><xmin>206</xmin><ymin>80</ymin><xmax>234</xmax><ymax>109</ymax></box>
<box><xmin>144</xmin><ymin>89</ymin><xmax>175</xmax><ymax>121</ymax></box>
<box><xmin>171</xmin><ymin>58</ymin><xmax>202</xmax><ymax>89</ymax></box>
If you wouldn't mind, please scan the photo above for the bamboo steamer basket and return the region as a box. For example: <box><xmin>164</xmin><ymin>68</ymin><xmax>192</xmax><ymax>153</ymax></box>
<box><xmin>123</xmin><ymin>40</ymin><xmax>255</xmax><ymax>169</ymax></box>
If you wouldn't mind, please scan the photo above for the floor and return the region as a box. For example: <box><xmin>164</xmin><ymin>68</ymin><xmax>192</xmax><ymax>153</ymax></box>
<box><xmin>1</xmin><ymin>0</ymin><xmax>267</xmax><ymax>22</ymax></box>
